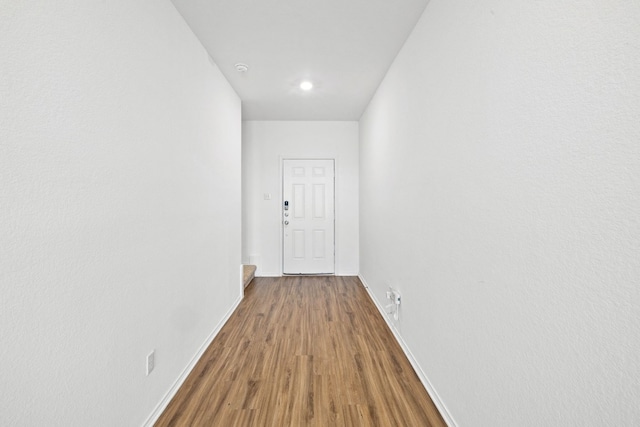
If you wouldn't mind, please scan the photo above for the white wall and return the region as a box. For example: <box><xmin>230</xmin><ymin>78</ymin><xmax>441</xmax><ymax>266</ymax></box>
<box><xmin>359</xmin><ymin>1</ymin><xmax>640</xmax><ymax>426</ymax></box>
<box><xmin>0</xmin><ymin>1</ymin><xmax>241</xmax><ymax>426</ymax></box>
<box><xmin>243</xmin><ymin>121</ymin><xmax>359</xmax><ymax>276</ymax></box>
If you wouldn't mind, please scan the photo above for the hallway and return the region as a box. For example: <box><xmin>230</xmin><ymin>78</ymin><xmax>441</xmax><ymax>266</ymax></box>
<box><xmin>3</xmin><ymin>1</ymin><xmax>639</xmax><ymax>425</ymax></box>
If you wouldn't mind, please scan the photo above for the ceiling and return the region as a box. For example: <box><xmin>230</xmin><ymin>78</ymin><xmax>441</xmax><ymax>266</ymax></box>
<box><xmin>170</xmin><ymin>0</ymin><xmax>429</xmax><ymax>121</ymax></box>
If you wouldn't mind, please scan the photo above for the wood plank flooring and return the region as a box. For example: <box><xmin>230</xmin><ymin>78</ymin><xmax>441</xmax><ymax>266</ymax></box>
<box><xmin>155</xmin><ymin>276</ymin><xmax>446</xmax><ymax>427</ymax></box>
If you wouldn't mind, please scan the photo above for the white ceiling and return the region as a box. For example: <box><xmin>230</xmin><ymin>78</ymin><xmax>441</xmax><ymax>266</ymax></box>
<box><xmin>171</xmin><ymin>0</ymin><xmax>429</xmax><ymax>121</ymax></box>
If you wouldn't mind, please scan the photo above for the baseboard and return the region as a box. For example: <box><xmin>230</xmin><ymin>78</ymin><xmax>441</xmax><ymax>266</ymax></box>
<box><xmin>358</xmin><ymin>274</ymin><xmax>457</xmax><ymax>427</ymax></box>
<box><xmin>142</xmin><ymin>294</ymin><xmax>243</xmax><ymax>427</ymax></box>
<box><xmin>255</xmin><ymin>273</ymin><xmax>360</xmax><ymax>277</ymax></box>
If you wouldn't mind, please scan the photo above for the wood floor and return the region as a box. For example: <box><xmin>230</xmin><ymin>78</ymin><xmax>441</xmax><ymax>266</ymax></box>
<box><xmin>155</xmin><ymin>276</ymin><xmax>446</xmax><ymax>427</ymax></box>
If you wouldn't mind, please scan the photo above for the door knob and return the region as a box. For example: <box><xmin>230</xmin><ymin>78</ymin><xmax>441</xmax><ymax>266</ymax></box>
<box><xmin>284</xmin><ymin>220</ymin><xmax>289</xmax><ymax>225</ymax></box>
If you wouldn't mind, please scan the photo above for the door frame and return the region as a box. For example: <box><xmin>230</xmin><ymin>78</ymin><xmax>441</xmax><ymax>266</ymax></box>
<box><xmin>279</xmin><ymin>156</ymin><xmax>338</xmax><ymax>276</ymax></box>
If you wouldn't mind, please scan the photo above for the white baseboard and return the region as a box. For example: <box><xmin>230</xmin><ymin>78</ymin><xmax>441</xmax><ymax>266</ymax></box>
<box><xmin>254</xmin><ymin>273</ymin><xmax>360</xmax><ymax>277</ymax></box>
<box><xmin>142</xmin><ymin>294</ymin><xmax>243</xmax><ymax>427</ymax></box>
<box><xmin>358</xmin><ymin>274</ymin><xmax>457</xmax><ymax>427</ymax></box>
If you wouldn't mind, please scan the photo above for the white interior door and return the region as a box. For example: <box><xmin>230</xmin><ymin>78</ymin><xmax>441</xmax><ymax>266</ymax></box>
<box><xmin>283</xmin><ymin>159</ymin><xmax>335</xmax><ymax>274</ymax></box>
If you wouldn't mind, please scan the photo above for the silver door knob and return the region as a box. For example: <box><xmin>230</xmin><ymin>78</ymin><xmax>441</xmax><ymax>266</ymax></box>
<box><xmin>284</xmin><ymin>220</ymin><xmax>289</xmax><ymax>225</ymax></box>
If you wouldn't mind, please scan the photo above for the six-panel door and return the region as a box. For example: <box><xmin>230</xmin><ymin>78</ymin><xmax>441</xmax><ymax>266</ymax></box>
<box><xmin>282</xmin><ymin>159</ymin><xmax>335</xmax><ymax>274</ymax></box>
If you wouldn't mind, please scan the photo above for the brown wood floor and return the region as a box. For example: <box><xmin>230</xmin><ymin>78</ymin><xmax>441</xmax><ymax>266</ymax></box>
<box><xmin>155</xmin><ymin>276</ymin><xmax>446</xmax><ymax>427</ymax></box>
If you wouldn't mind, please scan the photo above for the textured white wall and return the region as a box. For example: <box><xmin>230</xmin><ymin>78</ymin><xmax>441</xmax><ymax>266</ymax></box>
<box><xmin>360</xmin><ymin>1</ymin><xmax>640</xmax><ymax>426</ymax></box>
<box><xmin>242</xmin><ymin>121</ymin><xmax>359</xmax><ymax>276</ymax></box>
<box><xmin>0</xmin><ymin>1</ymin><xmax>241</xmax><ymax>425</ymax></box>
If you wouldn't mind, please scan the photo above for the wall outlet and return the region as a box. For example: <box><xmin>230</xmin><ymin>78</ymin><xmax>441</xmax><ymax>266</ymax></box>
<box><xmin>387</xmin><ymin>287</ymin><xmax>401</xmax><ymax>321</ymax></box>
<box><xmin>388</xmin><ymin>287</ymin><xmax>401</xmax><ymax>305</ymax></box>
<box><xmin>146</xmin><ymin>350</ymin><xmax>155</xmax><ymax>376</ymax></box>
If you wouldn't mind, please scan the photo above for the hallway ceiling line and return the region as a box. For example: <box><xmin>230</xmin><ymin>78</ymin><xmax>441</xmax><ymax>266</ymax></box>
<box><xmin>171</xmin><ymin>0</ymin><xmax>430</xmax><ymax>121</ymax></box>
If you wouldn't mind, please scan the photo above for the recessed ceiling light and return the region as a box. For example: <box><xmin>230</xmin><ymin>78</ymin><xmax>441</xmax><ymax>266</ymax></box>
<box><xmin>235</xmin><ymin>63</ymin><xmax>249</xmax><ymax>73</ymax></box>
<box><xmin>300</xmin><ymin>81</ymin><xmax>313</xmax><ymax>91</ymax></box>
